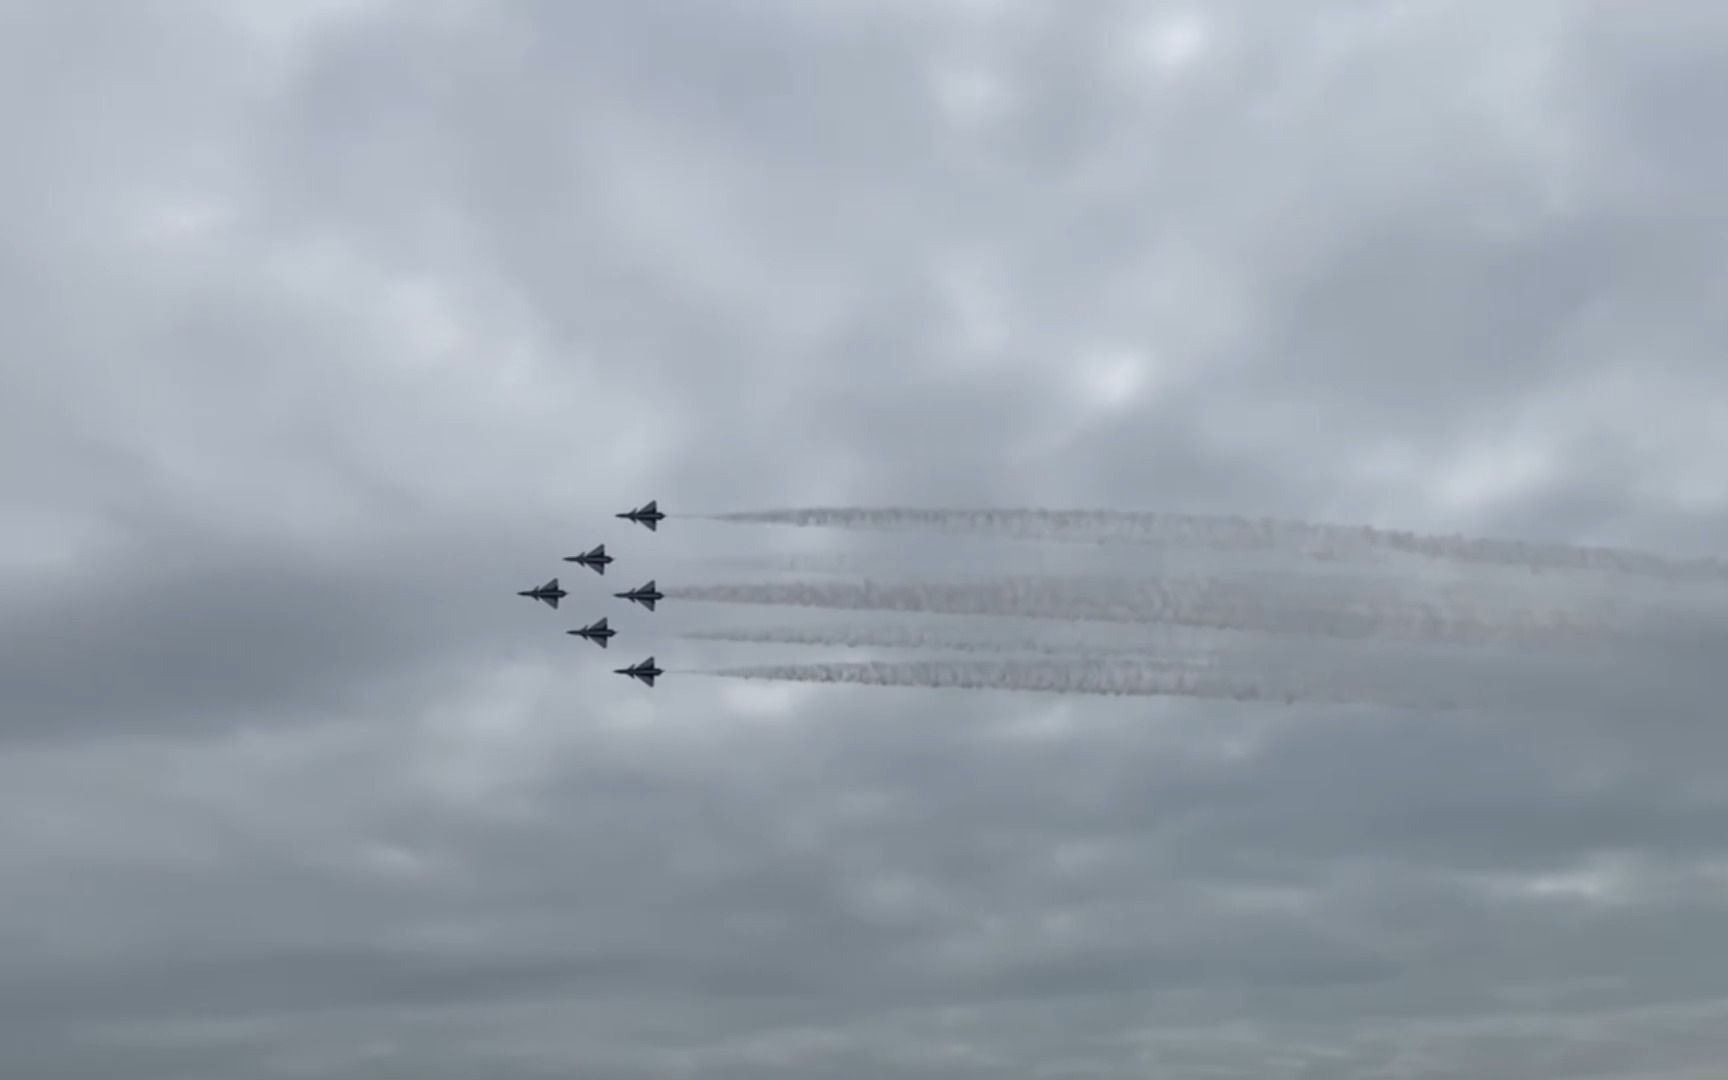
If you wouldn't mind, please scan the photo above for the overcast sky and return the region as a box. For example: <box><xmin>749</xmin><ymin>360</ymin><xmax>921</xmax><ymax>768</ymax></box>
<box><xmin>5</xmin><ymin>1</ymin><xmax>1728</xmax><ymax>1077</ymax></box>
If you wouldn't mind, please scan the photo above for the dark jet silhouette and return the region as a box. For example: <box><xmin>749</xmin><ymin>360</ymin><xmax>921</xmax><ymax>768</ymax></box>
<box><xmin>567</xmin><ymin>617</ymin><xmax>616</xmax><ymax>648</ymax></box>
<box><xmin>616</xmin><ymin>500</ymin><xmax>664</xmax><ymax>532</ymax></box>
<box><xmin>613</xmin><ymin>579</ymin><xmax>663</xmax><ymax>612</ymax></box>
<box><xmin>564</xmin><ymin>544</ymin><xmax>612</xmax><ymax>575</ymax></box>
<box><xmin>517</xmin><ymin>577</ymin><xmax>566</xmax><ymax>610</ymax></box>
<box><xmin>614</xmin><ymin>656</ymin><xmax>662</xmax><ymax>687</ymax></box>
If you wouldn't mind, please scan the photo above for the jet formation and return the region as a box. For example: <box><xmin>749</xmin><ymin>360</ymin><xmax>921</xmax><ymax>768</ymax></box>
<box><xmin>568</xmin><ymin>617</ymin><xmax>616</xmax><ymax>648</ymax></box>
<box><xmin>614</xmin><ymin>579</ymin><xmax>662</xmax><ymax>612</ymax></box>
<box><xmin>564</xmin><ymin>544</ymin><xmax>612</xmax><ymax>575</ymax></box>
<box><xmin>617</xmin><ymin>500</ymin><xmax>664</xmax><ymax>532</ymax></box>
<box><xmin>517</xmin><ymin>578</ymin><xmax>566</xmax><ymax>609</ymax></box>
<box><xmin>514</xmin><ymin>501</ymin><xmax>666</xmax><ymax>686</ymax></box>
<box><xmin>614</xmin><ymin>657</ymin><xmax>662</xmax><ymax>686</ymax></box>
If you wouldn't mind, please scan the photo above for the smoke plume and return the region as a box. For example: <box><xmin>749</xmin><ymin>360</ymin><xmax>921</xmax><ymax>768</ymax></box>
<box><xmin>666</xmin><ymin>577</ymin><xmax>1622</xmax><ymax>647</ymax></box>
<box><xmin>704</xmin><ymin>508</ymin><xmax>1728</xmax><ymax>585</ymax></box>
<box><xmin>683</xmin><ymin>622</ymin><xmax>1222</xmax><ymax>664</ymax></box>
<box><xmin>700</xmin><ymin>659</ymin><xmax>1468</xmax><ymax>710</ymax></box>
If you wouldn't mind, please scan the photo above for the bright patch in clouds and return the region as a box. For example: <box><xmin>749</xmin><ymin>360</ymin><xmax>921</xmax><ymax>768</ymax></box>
<box><xmin>1426</xmin><ymin>428</ymin><xmax>1559</xmax><ymax>518</ymax></box>
<box><xmin>995</xmin><ymin>700</ymin><xmax>1082</xmax><ymax>741</ymax></box>
<box><xmin>719</xmin><ymin>680</ymin><xmax>809</xmax><ymax>720</ymax></box>
<box><xmin>126</xmin><ymin>194</ymin><xmax>239</xmax><ymax>249</ymax></box>
<box><xmin>1074</xmin><ymin>347</ymin><xmax>1152</xmax><ymax>411</ymax></box>
<box><xmin>930</xmin><ymin>63</ymin><xmax>1015</xmax><ymax>131</ymax></box>
<box><xmin>1473</xmin><ymin>857</ymin><xmax>1641</xmax><ymax>907</ymax></box>
<box><xmin>1134</xmin><ymin>10</ymin><xmax>1211</xmax><ymax>75</ymax></box>
<box><xmin>933</xmin><ymin>254</ymin><xmax>1013</xmax><ymax>365</ymax></box>
<box><xmin>381</xmin><ymin>277</ymin><xmax>468</xmax><ymax>367</ymax></box>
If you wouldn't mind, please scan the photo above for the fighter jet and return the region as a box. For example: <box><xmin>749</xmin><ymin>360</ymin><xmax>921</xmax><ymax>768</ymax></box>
<box><xmin>613</xmin><ymin>579</ymin><xmax>663</xmax><ymax>612</ymax></box>
<box><xmin>614</xmin><ymin>657</ymin><xmax>662</xmax><ymax>687</ymax></box>
<box><xmin>616</xmin><ymin>500</ymin><xmax>664</xmax><ymax>532</ymax></box>
<box><xmin>564</xmin><ymin>544</ymin><xmax>612</xmax><ymax>575</ymax></box>
<box><xmin>517</xmin><ymin>577</ymin><xmax>566</xmax><ymax>610</ymax></box>
<box><xmin>566</xmin><ymin>617</ymin><xmax>616</xmax><ymax>648</ymax></box>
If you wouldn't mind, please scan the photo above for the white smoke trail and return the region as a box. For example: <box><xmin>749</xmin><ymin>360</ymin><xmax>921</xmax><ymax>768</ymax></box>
<box><xmin>682</xmin><ymin>622</ymin><xmax>1223</xmax><ymax>666</ymax></box>
<box><xmin>666</xmin><ymin>578</ymin><xmax>1621</xmax><ymax>647</ymax></box>
<box><xmin>678</xmin><ymin>553</ymin><xmax>867</xmax><ymax>576</ymax></box>
<box><xmin>699</xmin><ymin>659</ymin><xmax>1468</xmax><ymax>710</ymax></box>
<box><xmin>704</xmin><ymin>508</ymin><xmax>1728</xmax><ymax>584</ymax></box>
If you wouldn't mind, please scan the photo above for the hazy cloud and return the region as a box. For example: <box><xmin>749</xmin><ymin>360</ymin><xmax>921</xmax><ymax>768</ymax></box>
<box><xmin>4</xmin><ymin>1</ymin><xmax>1728</xmax><ymax>1077</ymax></box>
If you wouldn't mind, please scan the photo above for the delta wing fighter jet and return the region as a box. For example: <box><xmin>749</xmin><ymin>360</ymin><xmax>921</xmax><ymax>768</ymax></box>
<box><xmin>616</xmin><ymin>500</ymin><xmax>664</xmax><ymax>532</ymax></box>
<box><xmin>614</xmin><ymin>657</ymin><xmax>662</xmax><ymax>687</ymax></box>
<box><xmin>613</xmin><ymin>579</ymin><xmax>663</xmax><ymax>612</ymax></box>
<box><xmin>517</xmin><ymin>578</ymin><xmax>566</xmax><ymax>610</ymax></box>
<box><xmin>564</xmin><ymin>544</ymin><xmax>613</xmax><ymax>575</ymax></box>
<box><xmin>567</xmin><ymin>617</ymin><xmax>616</xmax><ymax>648</ymax></box>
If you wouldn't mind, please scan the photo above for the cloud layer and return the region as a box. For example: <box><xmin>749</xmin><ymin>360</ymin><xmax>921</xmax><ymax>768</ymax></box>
<box><xmin>5</xmin><ymin>1</ymin><xmax>1728</xmax><ymax>1077</ymax></box>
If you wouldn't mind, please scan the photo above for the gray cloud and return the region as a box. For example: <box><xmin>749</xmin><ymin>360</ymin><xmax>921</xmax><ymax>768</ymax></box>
<box><xmin>4</xmin><ymin>0</ymin><xmax>1728</xmax><ymax>1077</ymax></box>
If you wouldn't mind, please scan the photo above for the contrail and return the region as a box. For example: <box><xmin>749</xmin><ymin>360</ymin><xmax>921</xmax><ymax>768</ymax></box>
<box><xmin>696</xmin><ymin>659</ymin><xmax>1468</xmax><ymax>710</ymax></box>
<box><xmin>702</xmin><ymin>508</ymin><xmax>1728</xmax><ymax>584</ymax></box>
<box><xmin>665</xmin><ymin>578</ymin><xmax>1621</xmax><ymax>647</ymax></box>
<box><xmin>682</xmin><ymin>622</ymin><xmax>1223</xmax><ymax>665</ymax></box>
